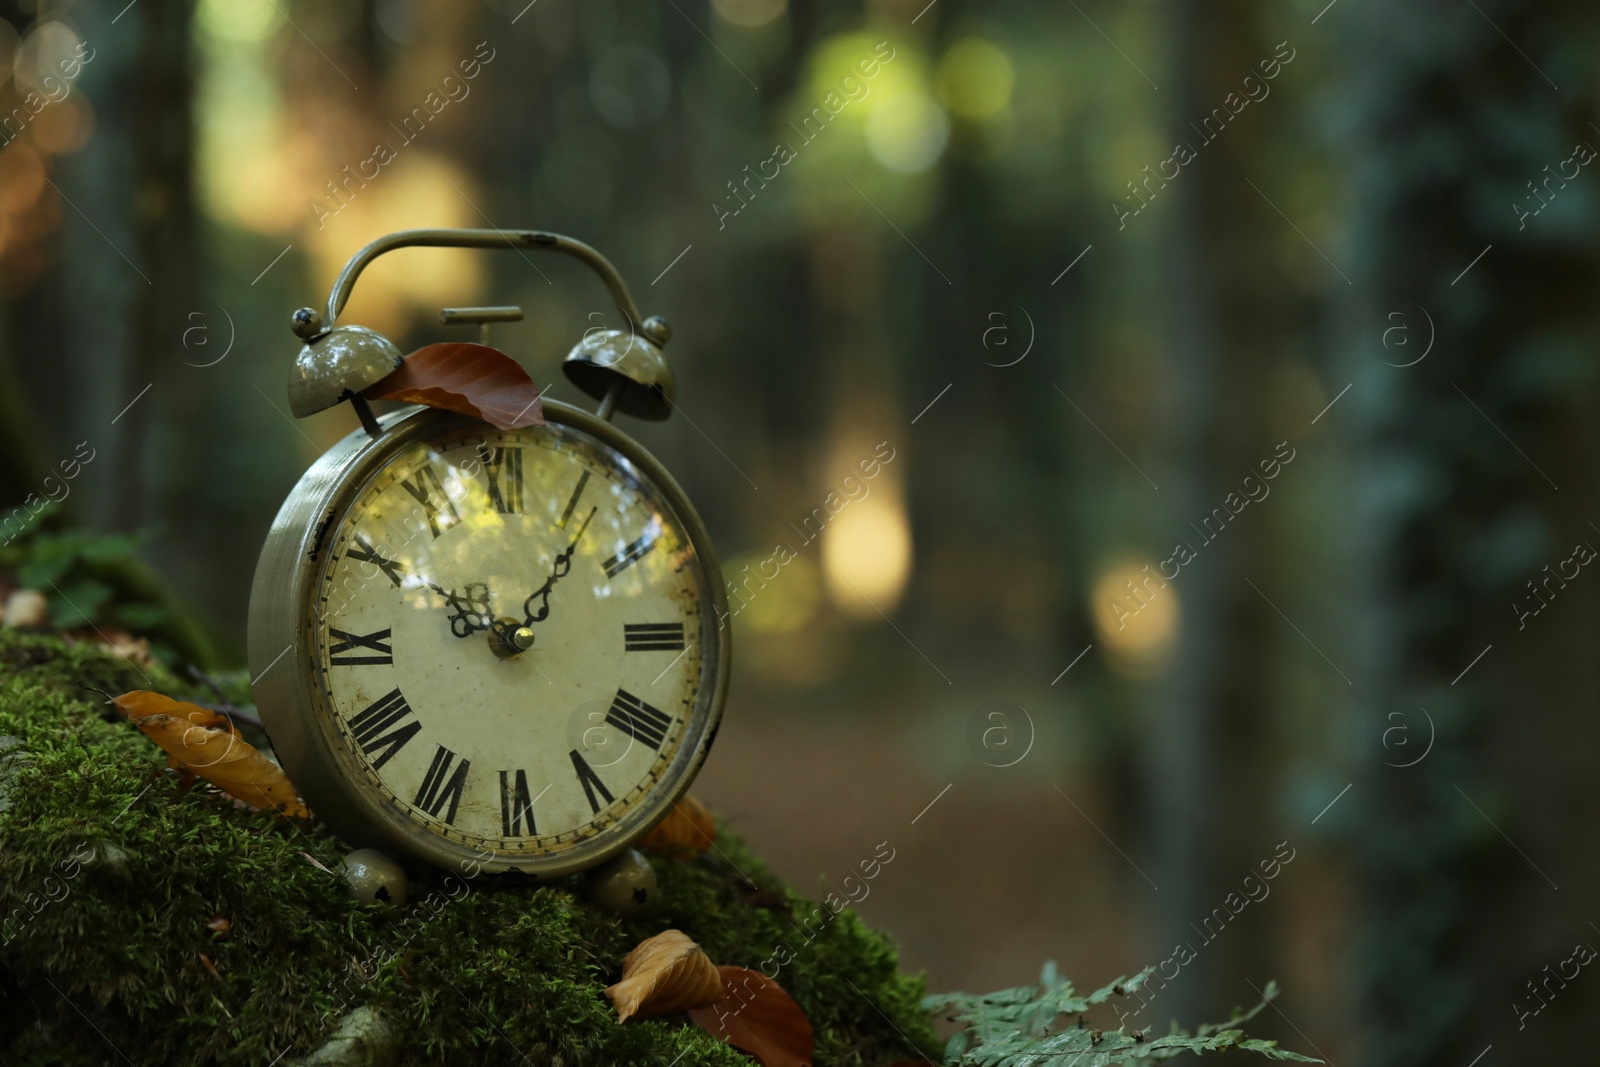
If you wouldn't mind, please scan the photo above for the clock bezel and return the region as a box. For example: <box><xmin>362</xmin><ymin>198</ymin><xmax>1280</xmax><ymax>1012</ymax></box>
<box><xmin>247</xmin><ymin>400</ymin><xmax>730</xmax><ymax>877</ymax></box>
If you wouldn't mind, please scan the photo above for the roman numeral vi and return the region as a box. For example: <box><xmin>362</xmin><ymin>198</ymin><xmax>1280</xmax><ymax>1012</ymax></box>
<box><xmin>499</xmin><ymin>769</ymin><xmax>537</xmax><ymax>837</ymax></box>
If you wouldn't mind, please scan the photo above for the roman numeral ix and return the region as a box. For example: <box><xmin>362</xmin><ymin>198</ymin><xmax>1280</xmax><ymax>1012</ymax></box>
<box><xmin>624</xmin><ymin>622</ymin><xmax>686</xmax><ymax>652</ymax></box>
<box><xmin>329</xmin><ymin>627</ymin><xmax>393</xmax><ymax>666</ymax></box>
<box><xmin>400</xmin><ymin>464</ymin><xmax>462</xmax><ymax>539</ymax></box>
<box><xmin>604</xmin><ymin>688</ymin><xmax>674</xmax><ymax>751</ymax></box>
<box><xmin>499</xmin><ymin>769</ymin><xmax>537</xmax><ymax>837</ymax></box>
<box><xmin>347</xmin><ymin>688</ymin><xmax>421</xmax><ymax>770</ymax></box>
<box><xmin>414</xmin><ymin>745</ymin><xmax>470</xmax><ymax>824</ymax></box>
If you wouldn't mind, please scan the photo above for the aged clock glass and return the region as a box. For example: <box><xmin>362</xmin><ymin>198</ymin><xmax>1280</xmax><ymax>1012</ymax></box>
<box><xmin>314</xmin><ymin>421</ymin><xmax>706</xmax><ymax>857</ymax></box>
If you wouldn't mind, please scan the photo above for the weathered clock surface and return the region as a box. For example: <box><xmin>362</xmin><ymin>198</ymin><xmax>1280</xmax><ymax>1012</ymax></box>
<box><xmin>311</xmin><ymin>419</ymin><xmax>708</xmax><ymax>859</ymax></box>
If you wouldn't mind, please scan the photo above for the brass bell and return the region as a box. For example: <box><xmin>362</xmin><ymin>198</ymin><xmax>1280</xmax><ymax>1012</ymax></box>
<box><xmin>562</xmin><ymin>315</ymin><xmax>675</xmax><ymax>422</ymax></box>
<box><xmin>285</xmin><ymin>307</ymin><xmax>404</xmax><ymax>419</ymax></box>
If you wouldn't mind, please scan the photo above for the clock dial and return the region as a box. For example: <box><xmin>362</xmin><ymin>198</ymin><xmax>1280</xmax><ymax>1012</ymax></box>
<box><xmin>309</xmin><ymin>422</ymin><xmax>708</xmax><ymax>859</ymax></box>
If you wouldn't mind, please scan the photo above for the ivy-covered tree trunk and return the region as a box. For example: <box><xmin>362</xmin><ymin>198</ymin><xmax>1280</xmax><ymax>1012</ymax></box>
<box><xmin>1339</xmin><ymin>1</ymin><xmax>1600</xmax><ymax>1063</ymax></box>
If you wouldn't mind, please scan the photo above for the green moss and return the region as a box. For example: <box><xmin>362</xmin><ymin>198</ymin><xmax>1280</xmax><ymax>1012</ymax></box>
<box><xmin>0</xmin><ymin>630</ymin><xmax>939</xmax><ymax>1066</ymax></box>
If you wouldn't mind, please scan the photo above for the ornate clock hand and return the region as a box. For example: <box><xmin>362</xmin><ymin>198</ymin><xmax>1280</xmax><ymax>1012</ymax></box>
<box><xmin>522</xmin><ymin>506</ymin><xmax>597</xmax><ymax>628</ymax></box>
<box><xmin>430</xmin><ymin>581</ymin><xmax>493</xmax><ymax>638</ymax></box>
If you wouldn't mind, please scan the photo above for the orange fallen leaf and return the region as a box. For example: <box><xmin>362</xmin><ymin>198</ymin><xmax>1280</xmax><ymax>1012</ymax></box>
<box><xmin>365</xmin><ymin>343</ymin><xmax>544</xmax><ymax>430</ymax></box>
<box><xmin>605</xmin><ymin>929</ymin><xmax>723</xmax><ymax>1022</ymax></box>
<box><xmin>637</xmin><ymin>793</ymin><xmax>716</xmax><ymax>858</ymax></box>
<box><xmin>687</xmin><ymin>966</ymin><xmax>814</xmax><ymax>1067</ymax></box>
<box><xmin>113</xmin><ymin>691</ymin><xmax>310</xmax><ymax>818</ymax></box>
<box><xmin>198</xmin><ymin>951</ymin><xmax>222</xmax><ymax>982</ymax></box>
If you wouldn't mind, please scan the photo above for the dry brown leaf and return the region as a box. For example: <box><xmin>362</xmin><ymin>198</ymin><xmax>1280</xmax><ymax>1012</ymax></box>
<box><xmin>687</xmin><ymin>966</ymin><xmax>814</xmax><ymax>1067</ymax></box>
<box><xmin>637</xmin><ymin>793</ymin><xmax>716</xmax><ymax>858</ymax></box>
<box><xmin>114</xmin><ymin>690</ymin><xmax>309</xmax><ymax>818</ymax></box>
<box><xmin>605</xmin><ymin>929</ymin><xmax>724</xmax><ymax>1022</ymax></box>
<box><xmin>365</xmin><ymin>343</ymin><xmax>544</xmax><ymax>430</ymax></box>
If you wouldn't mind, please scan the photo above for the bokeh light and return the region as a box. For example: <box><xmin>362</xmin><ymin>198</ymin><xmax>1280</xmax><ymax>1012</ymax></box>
<box><xmin>823</xmin><ymin>484</ymin><xmax>913</xmax><ymax>617</ymax></box>
<box><xmin>937</xmin><ymin>39</ymin><xmax>1016</xmax><ymax>121</ymax></box>
<box><xmin>1089</xmin><ymin>558</ymin><xmax>1179</xmax><ymax>674</ymax></box>
<box><xmin>712</xmin><ymin>0</ymin><xmax>788</xmax><ymax>29</ymax></box>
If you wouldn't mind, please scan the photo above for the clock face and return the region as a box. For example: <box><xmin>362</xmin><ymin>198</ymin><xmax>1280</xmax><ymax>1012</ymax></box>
<box><xmin>304</xmin><ymin>419</ymin><xmax>714</xmax><ymax>863</ymax></box>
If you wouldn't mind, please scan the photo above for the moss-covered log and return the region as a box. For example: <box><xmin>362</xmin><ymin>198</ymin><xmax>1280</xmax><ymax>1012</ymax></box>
<box><xmin>0</xmin><ymin>630</ymin><xmax>938</xmax><ymax>1066</ymax></box>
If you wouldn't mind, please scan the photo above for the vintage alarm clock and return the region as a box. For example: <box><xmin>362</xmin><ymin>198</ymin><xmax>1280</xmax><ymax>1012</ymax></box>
<box><xmin>247</xmin><ymin>229</ymin><xmax>729</xmax><ymax>877</ymax></box>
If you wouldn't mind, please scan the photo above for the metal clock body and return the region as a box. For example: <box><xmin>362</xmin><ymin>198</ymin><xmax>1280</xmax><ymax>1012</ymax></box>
<box><xmin>246</xmin><ymin>229</ymin><xmax>729</xmax><ymax>877</ymax></box>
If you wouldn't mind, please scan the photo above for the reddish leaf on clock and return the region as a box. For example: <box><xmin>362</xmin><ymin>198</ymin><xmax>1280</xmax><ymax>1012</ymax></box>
<box><xmin>687</xmin><ymin>966</ymin><xmax>814</xmax><ymax>1067</ymax></box>
<box><xmin>365</xmin><ymin>342</ymin><xmax>544</xmax><ymax>430</ymax></box>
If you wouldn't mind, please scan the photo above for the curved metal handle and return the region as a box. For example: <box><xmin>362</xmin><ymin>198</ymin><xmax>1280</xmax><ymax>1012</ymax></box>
<box><xmin>323</xmin><ymin>228</ymin><xmax>644</xmax><ymax>330</ymax></box>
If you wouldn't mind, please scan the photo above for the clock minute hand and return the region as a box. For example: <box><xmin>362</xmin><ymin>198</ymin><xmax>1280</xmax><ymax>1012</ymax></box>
<box><xmin>522</xmin><ymin>506</ymin><xmax>597</xmax><ymax>627</ymax></box>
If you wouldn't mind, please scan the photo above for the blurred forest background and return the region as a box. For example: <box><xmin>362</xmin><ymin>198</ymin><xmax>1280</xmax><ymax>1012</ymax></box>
<box><xmin>2</xmin><ymin>0</ymin><xmax>1599</xmax><ymax>1063</ymax></box>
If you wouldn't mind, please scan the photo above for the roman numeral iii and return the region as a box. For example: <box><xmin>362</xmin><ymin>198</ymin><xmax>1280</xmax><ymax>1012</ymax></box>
<box><xmin>605</xmin><ymin>689</ymin><xmax>674</xmax><ymax>751</ymax></box>
<box><xmin>329</xmin><ymin>627</ymin><xmax>393</xmax><ymax>666</ymax></box>
<box><xmin>482</xmin><ymin>445</ymin><xmax>524</xmax><ymax>513</ymax></box>
<box><xmin>569</xmin><ymin>750</ymin><xmax>615</xmax><ymax>814</ymax></box>
<box><xmin>499</xmin><ymin>769</ymin><xmax>537</xmax><ymax>837</ymax></box>
<box><xmin>603</xmin><ymin>532</ymin><xmax>659</xmax><ymax>578</ymax></box>
<box><xmin>346</xmin><ymin>687</ymin><xmax>420</xmax><ymax>770</ymax></box>
<box><xmin>414</xmin><ymin>745</ymin><xmax>470</xmax><ymax>824</ymax></box>
<box><xmin>624</xmin><ymin>622</ymin><xmax>686</xmax><ymax>652</ymax></box>
<box><xmin>399</xmin><ymin>464</ymin><xmax>462</xmax><ymax>538</ymax></box>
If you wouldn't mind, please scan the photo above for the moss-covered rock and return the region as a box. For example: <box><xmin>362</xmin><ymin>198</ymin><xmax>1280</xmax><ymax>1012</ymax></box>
<box><xmin>0</xmin><ymin>629</ymin><xmax>939</xmax><ymax>1066</ymax></box>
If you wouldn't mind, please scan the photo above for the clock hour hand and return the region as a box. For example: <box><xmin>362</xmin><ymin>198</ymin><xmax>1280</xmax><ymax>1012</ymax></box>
<box><xmin>430</xmin><ymin>581</ymin><xmax>493</xmax><ymax>639</ymax></box>
<box><xmin>522</xmin><ymin>506</ymin><xmax>596</xmax><ymax>628</ymax></box>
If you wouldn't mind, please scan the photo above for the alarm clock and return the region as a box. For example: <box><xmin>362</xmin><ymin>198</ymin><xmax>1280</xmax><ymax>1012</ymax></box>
<box><xmin>247</xmin><ymin>229</ymin><xmax>730</xmax><ymax>877</ymax></box>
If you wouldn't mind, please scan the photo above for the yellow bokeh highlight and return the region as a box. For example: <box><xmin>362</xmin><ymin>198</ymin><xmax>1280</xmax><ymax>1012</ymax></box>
<box><xmin>937</xmin><ymin>39</ymin><xmax>1015</xmax><ymax>121</ymax></box>
<box><xmin>795</xmin><ymin>33</ymin><xmax>950</xmax><ymax>174</ymax></box>
<box><xmin>308</xmin><ymin>155</ymin><xmax>487</xmax><ymax>336</ymax></box>
<box><xmin>866</xmin><ymin>92</ymin><xmax>949</xmax><ymax>173</ymax></box>
<box><xmin>823</xmin><ymin>486</ymin><xmax>912</xmax><ymax>617</ymax></box>
<box><xmin>1090</xmin><ymin>558</ymin><xmax>1179</xmax><ymax>673</ymax></box>
<box><xmin>195</xmin><ymin>0</ymin><xmax>279</xmax><ymax>45</ymax></box>
<box><xmin>712</xmin><ymin>0</ymin><xmax>787</xmax><ymax>29</ymax></box>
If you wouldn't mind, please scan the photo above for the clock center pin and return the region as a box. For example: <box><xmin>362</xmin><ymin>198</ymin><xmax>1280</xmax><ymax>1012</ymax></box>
<box><xmin>489</xmin><ymin>617</ymin><xmax>535</xmax><ymax>659</ymax></box>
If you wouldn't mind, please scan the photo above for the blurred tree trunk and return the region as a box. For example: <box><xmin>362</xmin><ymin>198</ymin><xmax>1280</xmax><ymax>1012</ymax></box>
<box><xmin>1339</xmin><ymin>2</ymin><xmax>1600</xmax><ymax>1064</ymax></box>
<box><xmin>1147</xmin><ymin>0</ymin><xmax>1285</xmax><ymax>1025</ymax></box>
<box><xmin>113</xmin><ymin>0</ymin><xmax>199</xmax><ymax>530</ymax></box>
